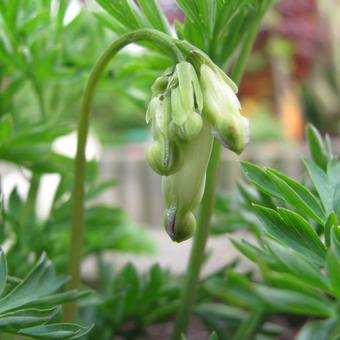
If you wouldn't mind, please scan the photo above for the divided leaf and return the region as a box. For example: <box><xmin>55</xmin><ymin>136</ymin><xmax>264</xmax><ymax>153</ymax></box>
<box><xmin>253</xmin><ymin>205</ymin><xmax>326</xmax><ymax>265</ymax></box>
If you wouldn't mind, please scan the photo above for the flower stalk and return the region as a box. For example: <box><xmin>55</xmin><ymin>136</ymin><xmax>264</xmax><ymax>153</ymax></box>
<box><xmin>63</xmin><ymin>29</ymin><xmax>184</xmax><ymax>323</ymax></box>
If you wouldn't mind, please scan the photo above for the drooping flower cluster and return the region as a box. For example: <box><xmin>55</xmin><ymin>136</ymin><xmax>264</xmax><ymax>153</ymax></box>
<box><xmin>146</xmin><ymin>58</ymin><xmax>249</xmax><ymax>242</ymax></box>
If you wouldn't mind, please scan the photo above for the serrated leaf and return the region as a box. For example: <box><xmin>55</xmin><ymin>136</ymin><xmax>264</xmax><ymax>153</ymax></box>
<box><xmin>277</xmin><ymin>208</ymin><xmax>326</xmax><ymax>261</ymax></box>
<box><xmin>0</xmin><ymin>253</ymin><xmax>67</xmax><ymax>313</ymax></box>
<box><xmin>267</xmin><ymin>168</ymin><xmax>326</xmax><ymax>224</ymax></box>
<box><xmin>268</xmin><ymin>241</ymin><xmax>330</xmax><ymax>292</ymax></box>
<box><xmin>241</xmin><ymin>161</ymin><xmax>283</xmax><ymax>198</ymax></box>
<box><xmin>253</xmin><ymin>205</ymin><xmax>325</xmax><ymax>265</ymax></box>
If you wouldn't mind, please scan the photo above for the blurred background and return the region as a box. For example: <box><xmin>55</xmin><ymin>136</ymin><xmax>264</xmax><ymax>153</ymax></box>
<box><xmin>1</xmin><ymin>0</ymin><xmax>340</xmax><ymax>271</ymax></box>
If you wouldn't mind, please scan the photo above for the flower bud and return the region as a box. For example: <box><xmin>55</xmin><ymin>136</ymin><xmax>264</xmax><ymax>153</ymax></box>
<box><xmin>166</xmin><ymin>62</ymin><xmax>204</xmax><ymax>144</ymax></box>
<box><xmin>164</xmin><ymin>209</ymin><xmax>196</xmax><ymax>242</ymax></box>
<box><xmin>146</xmin><ymin>137</ymin><xmax>182</xmax><ymax>176</ymax></box>
<box><xmin>168</xmin><ymin>112</ymin><xmax>203</xmax><ymax>144</ymax></box>
<box><xmin>151</xmin><ymin>66</ymin><xmax>174</xmax><ymax>96</ymax></box>
<box><xmin>200</xmin><ymin>64</ymin><xmax>249</xmax><ymax>154</ymax></box>
<box><xmin>162</xmin><ymin>119</ymin><xmax>213</xmax><ymax>242</ymax></box>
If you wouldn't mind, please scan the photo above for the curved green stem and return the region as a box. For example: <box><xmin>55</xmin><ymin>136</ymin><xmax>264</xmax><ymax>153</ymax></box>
<box><xmin>63</xmin><ymin>29</ymin><xmax>184</xmax><ymax>323</ymax></box>
<box><xmin>171</xmin><ymin>17</ymin><xmax>266</xmax><ymax>340</ymax></box>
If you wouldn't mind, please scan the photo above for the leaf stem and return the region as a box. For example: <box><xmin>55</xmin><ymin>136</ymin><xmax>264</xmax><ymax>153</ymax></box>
<box><xmin>171</xmin><ymin>15</ymin><xmax>268</xmax><ymax>340</ymax></box>
<box><xmin>62</xmin><ymin>29</ymin><xmax>184</xmax><ymax>323</ymax></box>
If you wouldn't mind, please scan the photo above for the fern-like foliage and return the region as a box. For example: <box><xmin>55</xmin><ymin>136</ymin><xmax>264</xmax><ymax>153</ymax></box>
<box><xmin>204</xmin><ymin>125</ymin><xmax>340</xmax><ymax>339</ymax></box>
<box><xmin>0</xmin><ymin>250</ymin><xmax>92</xmax><ymax>338</ymax></box>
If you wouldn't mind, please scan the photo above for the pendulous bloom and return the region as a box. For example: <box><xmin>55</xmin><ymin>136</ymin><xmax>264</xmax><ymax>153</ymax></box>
<box><xmin>146</xmin><ymin>57</ymin><xmax>249</xmax><ymax>242</ymax></box>
<box><xmin>200</xmin><ymin>63</ymin><xmax>249</xmax><ymax>155</ymax></box>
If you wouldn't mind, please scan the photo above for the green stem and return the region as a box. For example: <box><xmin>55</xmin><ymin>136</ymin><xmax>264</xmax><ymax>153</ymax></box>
<box><xmin>171</xmin><ymin>17</ymin><xmax>266</xmax><ymax>340</ymax></box>
<box><xmin>62</xmin><ymin>29</ymin><xmax>184</xmax><ymax>323</ymax></box>
<box><xmin>232</xmin><ymin>310</ymin><xmax>266</xmax><ymax>340</ymax></box>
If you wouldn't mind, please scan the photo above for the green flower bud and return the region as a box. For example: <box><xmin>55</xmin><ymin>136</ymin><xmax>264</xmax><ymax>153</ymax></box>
<box><xmin>164</xmin><ymin>210</ymin><xmax>196</xmax><ymax>243</ymax></box>
<box><xmin>200</xmin><ymin>64</ymin><xmax>249</xmax><ymax>154</ymax></box>
<box><xmin>168</xmin><ymin>112</ymin><xmax>203</xmax><ymax>143</ymax></box>
<box><xmin>162</xmin><ymin>119</ymin><xmax>213</xmax><ymax>242</ymax></box>
<box><xmin>146</xmin><ymin>138</ymin><xmax>182</xmax><ymax>176</ymax></box>
<box><xmin>151</xmin><ymin>66</ymin><xmax>174</xmax><ymax>96</ymax></box>
<box><xmin>146</xmin><ymin>95</ymin><xmax>183</xmax><ymax>175</ymax></box>
<box><xmin>167</xmin><ymin>62</ymin><xmax>204</xmax><ymax>143</ymax></box>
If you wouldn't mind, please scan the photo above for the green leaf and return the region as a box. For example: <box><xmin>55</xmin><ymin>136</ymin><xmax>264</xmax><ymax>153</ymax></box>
<box><xmin>194</xmin><ymin>303</ymin><xmax>247</xmax><ymax>321</ymax></box>
<box><xmin>204</xmin><ymin>274</ymin><xmax>266</xmax><ymax>309</ymax></box>
<box><xmin>0</xmin><ymin>308</ymin><xmax>59</xmax><ymax>332</ymax></box>
<box><xmin>231</xmin><ymin>239</ymin><xmax>274</xmax><ymax>265</ymax></box>
<box><xmin>254</xmin><ymin>285</ymin><xmax>334</xmax><ymax>317</ymax></box>
<box><xmin>96</xmin><ymin>0</ymin><xmax>148</xmax><ymax>30</ymax></box>
<box><xmin>137</xmin><ymin>0</ymin><xmax>171</xmax><ymax>34</ymax></box>
<box><xmin>176</xmin><ymin>0</ymin><xmax>201</xmax><ymax>27</ymax></box>
<box><xmin>27</xmin><ymin>290</ymin><xmax>91</xmax><ymax>309</ymax></box>
<box><xmin>0</xmin><ymin>249</ymin><xmax>7</xmax><ymax>297</ymax></box>
<box><xmin>0</xmin><ymin>253</ymin><xmax>67</xmax><ymax>313</ymax></box>
<box><xmin>296</xmin><ymin>317</ymin><xmax>340</xmax><ymax>340</ymax></box>
<box><xmin>241</xmin><ymin>161</ymin><xmax>280</xmax><ymax>198</ymax></box>
<box><xmin>306</xmin><ymin>124</ymin><xmax>331</xmax><ymax>171</ymax></box>
<box><xmin>253</xmin><ymin>205</ymin><xmax>326</xmax><ymax>265</ymax></box>
<box><xmin>195</xmin><ymin>0</ymin><xmax>217</xmax><ymax>39</ymax></box>
<box><xmin>241</xmin><ymin>161</ymin><xmax>326</xmax><ymax>224</ymax></box>
<box><xmin>325</xmin><ymin>213</ymin><xmax>338</xmax><ymax>248</ymax></box>
<box><xmin>268</xmin><ymin>241</ymin><xmax>330</xmax><ymax>292</ymax></box>
<box><xmin>277</xmin><ymin>208</ymin><xmax>326</xmax><ymax>260</ymax></box>
<box><xmin>326</xmin><ymin>229</ymin><xmax>340</xmax><ymax>295</ymax></box>
<box><xmin>326</xmin><ymin>248</ymin><xmax>340</xmax><ymax>295</ymax></box>
<box><xmin>19</xmin><ymin>323</ymin><xmax>93</xmax><ymax>339</ymax></box>
<box><xmin>304</xmin><ymin>159</ymin><xmax>333</xmax><ymax>215</ymax></box>
<box><xmin>9</xmin><ymin>124</ymin><xmax>73</xmax><ymax>145</ymax></box>
<box><xmin>267</xmin><ymin>168</ymin><xmax>326</xmax><ymax>224</ymax></box>
<box><xmin>333</xmin><ymin>184</ymin><xmax>340</xmax><ymax>220</ymax></box>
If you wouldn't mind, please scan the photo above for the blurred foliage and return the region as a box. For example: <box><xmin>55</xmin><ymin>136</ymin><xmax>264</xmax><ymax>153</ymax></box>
<box><xmin>302</xmin><ymin>0</ymin><xmax>340</xmax><ymax>135</ymax></box>
<box><xmin>81</xmin><ymin>262</ymin><xmax>181</xmax><ymax>339</ymax></box>
<box><xmin>0</xmin><ymin>115</ymin><xmax>154</xmax><ymax>278</ymax></box>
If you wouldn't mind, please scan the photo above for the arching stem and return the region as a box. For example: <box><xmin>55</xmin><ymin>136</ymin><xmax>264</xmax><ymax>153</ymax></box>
<box><xmin>63</xmin><ymin>29</ymin><xmax>184</xmax><ymax>323</ymax></box>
